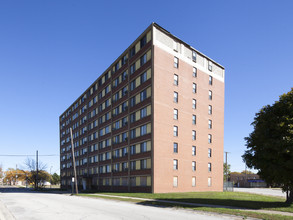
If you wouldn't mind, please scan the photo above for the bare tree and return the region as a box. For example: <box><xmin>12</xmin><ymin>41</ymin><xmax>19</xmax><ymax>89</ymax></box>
<box><xmin>24</xmin><ymin>158</ymin><xmax>48</xmax><ymax>189</ymax></box>
<box><xmin>24</xmin><ymin>158</ymin><xmax>47</xmax><ymax>171</ymax></box>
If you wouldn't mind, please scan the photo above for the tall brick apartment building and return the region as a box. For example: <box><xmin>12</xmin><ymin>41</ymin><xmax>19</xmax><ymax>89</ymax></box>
<box><xmin>59</xmin><ymin>23</ymin><xmax>225</xmax><ymax>193</ymax></box>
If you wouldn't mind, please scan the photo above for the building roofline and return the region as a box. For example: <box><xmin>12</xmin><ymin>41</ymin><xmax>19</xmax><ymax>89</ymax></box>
<box><xmin>152</xmin><ymin>22</ymin><xmax>225</xmax><ymax>69</ymax></box>
<box><xmin>59</xmin><ymin>22</ymin><xmax>224</xmax><ymax>118</ymax></box>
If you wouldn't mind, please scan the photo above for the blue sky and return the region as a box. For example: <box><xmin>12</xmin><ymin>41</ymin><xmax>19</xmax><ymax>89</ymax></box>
<box><xmin>0</xmin><ymin>0</ymin><xmax>292</xmax><ymax>174</ymax></box>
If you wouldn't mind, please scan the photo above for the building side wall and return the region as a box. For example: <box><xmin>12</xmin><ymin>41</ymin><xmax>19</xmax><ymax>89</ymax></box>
<box><xmin>153</xmin><ymin>33</ymin><xmax>224</xmax><ymax>193</ymax></box>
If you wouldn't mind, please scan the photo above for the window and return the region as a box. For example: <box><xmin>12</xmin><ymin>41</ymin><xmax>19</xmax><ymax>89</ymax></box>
<box><xmin>192</xmin><ymin>115</ymin><xmax>196</xmax><ymax>125</ymax></box>
<box><xmin>192</xmin><ymin>177</ymin><xmax>196</xmax><ymax>187</ymax></box>
<box><xmin>122</xmin><ymin>55</ymin><xmax>127</xmax><ymax>66</ymax></box>
<box><xmin>192</xmin><ymin>130</ymin><xmax>196</xmax><ymax>140</ymax></box>
<box><xmin>192</xmin><ymin>146</ymin><xmax>196</xmax><ymax>156</ymax></box>
<box><xmin>140</xmin><ymin>54</ymin><xmax>147</xmax><ymax>66</ymax></box>
<box><xmin>140</xmin><ymin>124</ymin><xmax>147</xmax><ymax>136</ymax></box>
<box><xmin>122</xmin><ymin>86</ymin><xmax>128</xmax><ymax>97</ymax></box>
<box><xmin>130</xmin><ymin>97</ymin><xmax>136</xmax><ymax>107</ymax></box>
<box><xmin>130</xmin><ymin>112</ymin><xmax>136</xmax><ymax>123</ymax></box>
<box><xmin>130</xmin><ymin>80</ymin><xmax>136</xmax><ymax>91</ymax></box>
<box><xmin>208</xmin><ymin>177</ymin><xmax>212</xmax><ymax>187</ymax></box>
<box><xmin>141</xmin><ymin>159</ymin><xmax>147</xmax><ymax>169</ymax></box>
<box><xmin>122</xmin><ymin>117</ymin><xmax>128</xmax><ymax>126</ymax></box>
<box><xmin>130</xmin><ymin>161</ymin><xmax>136</xmax><ymax>170</ymax></box>
<box><xmin>208</xmin><ymin>61</ymin><xmax>212</xmax><ymax>71</ymax></box>
<box><xmin>115</xmin><ymin>62</ymin><xmax>119</xmax><ymax>72</ymax></box>
<box><xmin>130</xmin><ymin>129</ymin><xmax>136</xmax><ymax>139</ymax></box>
<box><xmin>140</xmin><ymin>35</ymin><xmax>147</xmax><ymax>48</ymax></box>
<box><xmin>173</xmin><ymin>126</ymin><xmax>178</xmax><ymax>137</ymax></box>
<box><xmin>208</xmin><ymin>134</ymin><xmax>212</xmax><ymax>143</ymax></box>
<box><xmin>140</xmin><ymin>71</ymin><xmax>147</xmax><ymax>84</ymax></box>
<box><xmin>208</xmin><ymin>163</ymin><xmax>212</xmax><ymax>172</ymax></box>
<box><xmin>130</xmin><ymin>63</ymin><xmax>136</xmax><ymax>74</ymax></box>
<box><xmin>192</xmin><ymin>161</ymin><xmax>196</xmax><ymax>171</ymax></box>
<box><xmin>192</xmin><ymin>51</ymin><xmax>197</xmax><ymax>62</ymax></box>
<box><xmin>174</xmin><ymin>74</ymin><xmax>178</xmax><ymax>85</ymax></box>
<box><xmin>122</xmin><ymin>71</ymin><xmax>127</xmax><ymax>81</ymax></box>
<box><xmin>141</xmin><ymin>142</ymin><xmax>147</xmax><ymax>152</ymax></box>
<box><xmin>140</xmin><ymin>90</ymin><xmax>147</xmax><ymax>102</ymax></box>
<box><xmin>122</xmin><ymin>162</ymin><xmax>128</xmax><ymax>171</ymax></box>
<box><xmin>174</xmin><ymin>92</ymin><xmax>178</xmax><ymax>103</ymax></box>
<box><xmin>193</xmin><ymin>83</ymin><xmax>197</xmax><ymax>93</ymax></box>
<box><xmin>130</xmin><ymin>145</ymin><xmax>136</xmax><ymax>155</ymax></box>
<box><xmin>208</xmin><ymin>105</ymin><xmax>212</xmax><ymax>115</ymax></box>
<box><xmin>209</xmin><ymin>75</ymin><xmax>213</xmax><ymax>85</ymax></box>
<box><xmin>208</xmin><ymin>148</ymin><xmax>212</xmax><ymax>158</ymax></box>
<box><xmin>122</xmin><ymin>101</ymin><xmax>128</xmax><ymax>112</ymax></box>
<box><xmin>122</xmin><ymin>132</ymin><xmax>127</xmax><ymax>142</ymax></box>
<box><xmin>192</xmin><ymin>99</ymin><xmax>196</xmax><ymax>109</ymax></box>
<box><xmin>140</xmin><ymin>107</ymin><xmax>147</xmax><ymax>119</ymax></box>
<box><xmin>173</xmin><ymin>176</ymin><xmax>178</xmax><ymax>187</ymax></box>
<box><xmin>113</xmin><ymin>163</ymin><xmax>119</xmax><ymax>172</ymax></box>
<box><xmin>209</xmin><ymin>90</ymin><xmax>212</xmax><ymax>100</ymax></box>
<box><xmin>173</xmin><ymin>142</ymin><xmax>178</xmax><ymax>153</ymax></box>
<box><xmin>208</xmin><ymin>120</ymin><xmax>212</xmax><ymax>129</ymax></box>
<box><xmin>130</xmin><ymin>46</ymin><xmax>135</xmax><ymax>57</ymax></box>
<box><xmin>173</xmin><ymin>159</ymin><xmax>178</xmax><ymax>170</ymax></box>
<box><xmin>130</xmin><ymin>177</ymin><xmax>136</xmax><ymax>186</ymax></box>
<box><xmin>122</xmin><ymin>147</ymin><xmax>127</xmax><ymax>157</ymax></box>
<box><xmin>193</xmin><ymin>67</ymin><xmax>197</xmax><ymax>77</ymax></box>
<box><xmin>174</xmin><ymin>109</ymin><xmax>178</xmax><ymax>120</ymax></box>
<box><xmin>174</xmin><ymin>57</ymin><xmax>179</xmax><ymax>68</ymax></box>
<box><xmin>173</xmin><ymin>41</ymin><xmax>178</xmax><ymax>51</ymax></box>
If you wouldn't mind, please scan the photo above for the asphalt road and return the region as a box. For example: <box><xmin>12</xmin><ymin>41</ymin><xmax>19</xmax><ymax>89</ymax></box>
<box><xmin>233</xmin><ymin>187</ymin><xmax>286</xmax><ymax>197</ymax></box>
<box><xmin>0</xmin><ymin>187</ymin><xmax>241</xmax><ymax>220</ymax></box>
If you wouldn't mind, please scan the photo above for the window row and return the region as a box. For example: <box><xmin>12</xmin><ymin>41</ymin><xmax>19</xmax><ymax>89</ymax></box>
<box><xmin>173</xmin><ymin>72</ymin><xmax>213</xmax><ymax>85</ymax></box>
<box><xmin>173</xmin><ymin>91</ymin><xmax>213</xmax><ymax>103</ymax></box>
<box><xmin>173</xmin><ymin>176</ymin><xmax>212</xmax><ymax>187</ymax></box>
<box><xmin>173</xmin><ymin>143</ymin><xmax>212</xmax><ymax>157</ymax></box>
<box><xmin>173</xmin><ymin>54</ymin><xmax>214</xmax><ymax>77</ymax></box>
<box><xmin>173</xmin><ymin>160</ymin><xmax>212</xmax><ymax>172</ymax></box>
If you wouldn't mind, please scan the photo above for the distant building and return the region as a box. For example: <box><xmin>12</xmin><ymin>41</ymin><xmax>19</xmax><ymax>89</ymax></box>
<box><xmin>59</xmin><ymin>23</ymin><xmax>225</xmax><ymax>193</ymax></box>
<box><xmin>230</xmin><ymin>173</ymin><xmax>267</xmax><ymax>188</ymax></box>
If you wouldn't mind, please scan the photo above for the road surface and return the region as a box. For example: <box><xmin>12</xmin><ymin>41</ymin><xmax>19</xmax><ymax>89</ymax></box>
<box><xmin>234</xmin><ymin>187</ymin><xmax>286</xmax><ymax>197</ymax></box>
<box><xmin>0</xmin><ymin>187</ymin><xmax>243</xmax><ymax>220</ymax></box>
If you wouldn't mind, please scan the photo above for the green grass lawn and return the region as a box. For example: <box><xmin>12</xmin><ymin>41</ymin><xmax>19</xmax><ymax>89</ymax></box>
<box><xmin>78</xmin><ymin>191</ymin><xmax>293</xmax><ymax>220</ymax></box>
<box><xmin>96</xmin><ymin>191</ymin><xmax>292</xmax><ymax>212</ymax></box>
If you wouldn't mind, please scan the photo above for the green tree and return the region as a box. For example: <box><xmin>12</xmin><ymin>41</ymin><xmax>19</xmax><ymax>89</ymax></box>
<box><xmin>51</xmin><ymin>173</ymin><xmax>60</xmax><ymax>185</ymax></box>
<box><xmin>0</xmin><ymin>165</ymin><xmax>3</xmax><ymax>179</ymax></box>
<box><xmin>242</xmin><ymin>88</ymin><xmax>293</xmax><ymax>204</ymax></box>
<box><xmin>223</xmin><ymin>163</ymin><xmax>231</xmax><ymax>181</ymax></box>
<box><xmin>241</xmin><ymin>170</ymin><xmax>255</xmax><ymax>175</ymax></box>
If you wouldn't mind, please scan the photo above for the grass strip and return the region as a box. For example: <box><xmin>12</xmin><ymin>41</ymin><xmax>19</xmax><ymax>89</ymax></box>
<box><xmin>78</xmin><ymin>194</ymin><xmax>293</xmax><ymax>220</ymax></box>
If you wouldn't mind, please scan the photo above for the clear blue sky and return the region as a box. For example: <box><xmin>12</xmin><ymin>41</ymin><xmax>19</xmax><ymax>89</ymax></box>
<box><xmin>0</xmin><ymin>0</ymin><xmax>292</xmax><ymax>174</ymax></box>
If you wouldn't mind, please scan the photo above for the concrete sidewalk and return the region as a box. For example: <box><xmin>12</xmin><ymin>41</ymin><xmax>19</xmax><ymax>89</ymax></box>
<box><xmin>89</xmin><ymin>193</ymin><xmax>293</xmax><ymax>217</ymax></box>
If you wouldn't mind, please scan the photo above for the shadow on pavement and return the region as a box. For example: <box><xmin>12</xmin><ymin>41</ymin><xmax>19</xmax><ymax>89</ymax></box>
<box><xmin>0</xmin><ymin>186</ymin><xmax>69</xmax><ymax>194</ymax></box>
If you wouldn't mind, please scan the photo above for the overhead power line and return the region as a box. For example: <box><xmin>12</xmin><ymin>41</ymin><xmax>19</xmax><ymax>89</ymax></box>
<box><xmin>0</xmin><ymin>154</ymin><xmax>59</xmax><ymax>157</ymax></box>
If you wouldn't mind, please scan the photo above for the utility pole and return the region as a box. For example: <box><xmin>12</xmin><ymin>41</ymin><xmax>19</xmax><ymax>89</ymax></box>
<box><xmin>36</xmin><ymin>150</ymin><xmax>38</xmax><ymax>190</ymax></box>
<box><xmin>50</xmin><ymin>166</ymin><xmax>52</xmax><ymax>189</ymax></box>
<box><xmin>15</xmin><ymin>164</ymin><xmax>18</xmax><ymax>185</ymax></box>
<box><xmin>70</xmin><ymin>128</ymin><xmax>78</xmax><ymax>194</ymax></box>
